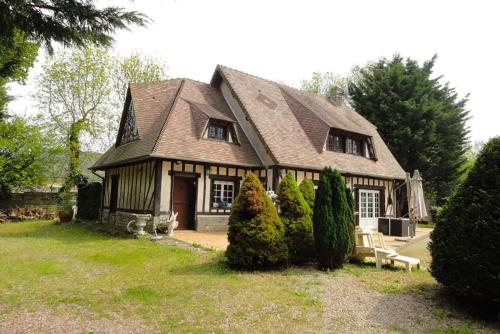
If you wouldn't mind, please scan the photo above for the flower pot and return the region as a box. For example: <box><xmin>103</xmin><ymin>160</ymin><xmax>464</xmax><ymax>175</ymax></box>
<box><xmin>58</xmin><ymin>208</ymin><xmax>74</xmax><ymax>223</ymax></box>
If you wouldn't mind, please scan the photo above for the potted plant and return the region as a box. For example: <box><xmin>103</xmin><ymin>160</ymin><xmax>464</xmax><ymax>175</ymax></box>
<box><xmin>58</xmin><ymin>202</ymin><xmax>74</xmax><ymax>223</ymax></box>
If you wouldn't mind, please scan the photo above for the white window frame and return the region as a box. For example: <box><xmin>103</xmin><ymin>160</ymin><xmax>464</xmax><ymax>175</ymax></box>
<box><xmin>212</xmin><ymin>180</ymin><xmax>235</xmax><ymax>208</ymax></box>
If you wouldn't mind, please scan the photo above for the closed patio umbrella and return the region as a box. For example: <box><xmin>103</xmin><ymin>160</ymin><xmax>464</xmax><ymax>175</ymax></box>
<box><xmin>406</xmin><ymin>170</ymin><xmax>428</xmax><ymax>237</ymax></box>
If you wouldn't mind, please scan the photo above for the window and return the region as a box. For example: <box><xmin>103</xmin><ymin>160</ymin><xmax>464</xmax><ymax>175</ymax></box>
<box><xmin>326</xmin><ymin>130</ymin><xmax>373</xmax><ymax>158</ymax></box>
<box><xmin>327</xmin><ymin>134</ymin><xmax>344</xmax><ymax>152</ymax></box>
<box><xmin>346</xmin><ymin>138</ymin><xmax>362</xmax><ymax>156</ymax></box>
<box><xmin>212</xmin><ymin>180</ymin><xmax>235</xmax><ymax>208</ymax></box>
<box><xmin>208</xmin><ymin>123</ymin><xmax>228</xmax><ymax>141</ymax></box>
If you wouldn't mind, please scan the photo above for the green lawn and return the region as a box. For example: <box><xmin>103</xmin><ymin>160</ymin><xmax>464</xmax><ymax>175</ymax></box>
<box><xmin>0</xmin><ymin>221</ymin><xmax>324</xmax><ymax>333</ymax></box>
<box><xmin>0</xmin><ymin>221</ymin><xmax>497</xmax><ymax>334</ymax></box>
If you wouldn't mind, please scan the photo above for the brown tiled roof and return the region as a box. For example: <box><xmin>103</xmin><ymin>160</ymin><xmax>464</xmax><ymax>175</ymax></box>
<box><xmin>214</xmin><ymin>65</ymin><xmax>406</xmax><ymax>179</ymax></box>
<box><xmin>92</xmin><ymin>78</ymin><xmax>261</xmax><ymax>169</ymax></box>
<box><xmin>93</xmin><ymin>66</ymin><xmax>406</xmax><ymax>180</ymax></box>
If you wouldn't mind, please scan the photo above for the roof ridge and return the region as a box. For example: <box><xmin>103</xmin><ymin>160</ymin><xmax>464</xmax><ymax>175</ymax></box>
<box><xmin>216</xmin><ymin>64</ymin><xmax>370</xmax><ymax>123</ymax></box>
<box><xmin>152</xmin><ymin>79</ymin><xmax>186</xmax><ymax>153</ymax></box>
<box><xmin>129</xmin><ymin>77</ymin><xmax>209</xmax><ymax>87</ymax></box>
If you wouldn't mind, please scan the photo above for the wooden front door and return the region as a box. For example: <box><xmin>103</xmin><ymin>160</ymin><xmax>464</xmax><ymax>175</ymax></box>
<box><xmin>172</xmin><ymin>177</ymin><xmax>195</xmax><ymax>230</ymax></box>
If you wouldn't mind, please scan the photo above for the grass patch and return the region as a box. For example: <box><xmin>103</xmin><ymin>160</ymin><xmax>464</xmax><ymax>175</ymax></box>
<box><xmin>343</xmin><ymin>261</ymin><xmax>438</xmax><ymax>295</ymax></box>
<box><xmin>0</xmin><ymin>221</ymin><xmax>324</xmax><ymax>333</ymax></box>
<box><xmin>430</xmin><ymin>324</ymin><xmax>475</xmax><ymax>334</ymax></box>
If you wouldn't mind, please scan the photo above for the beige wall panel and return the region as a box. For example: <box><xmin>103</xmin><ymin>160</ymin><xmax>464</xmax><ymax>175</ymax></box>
<box><xmin>160</xmin><ymin>161</ymin><xmax>172</xmax><ymax>212</ymax></box>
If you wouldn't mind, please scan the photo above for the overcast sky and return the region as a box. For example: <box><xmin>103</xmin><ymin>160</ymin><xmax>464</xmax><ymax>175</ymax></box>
<box><xmin>8</xmin><ymin>0</ymin><xmax>499</xmax><ymax>143</ymax></box>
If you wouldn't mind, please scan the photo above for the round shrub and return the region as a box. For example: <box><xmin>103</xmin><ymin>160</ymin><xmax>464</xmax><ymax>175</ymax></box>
<box><xmin>277</xmin><ymin>172</ymin><xmax>314</xmax><ymax>264</ymax></box>
<box><xmin>299</xmin><ymin>178</ymin><xmax>316</xmax><ymax>210</ymax></box>
<box><xmin>430</xmin><ymin>137</ymin><xmax>500</xmax><ymax>309</ymax></box>
<box><xmin>226</xmin><ymin>173</ymin><xmax>288</xmax><ymax>270</ymax></box>
<box><xmin>313</xmin><ymin>167</ymin><xmax>354</xmax><ymax>270</ymax></box>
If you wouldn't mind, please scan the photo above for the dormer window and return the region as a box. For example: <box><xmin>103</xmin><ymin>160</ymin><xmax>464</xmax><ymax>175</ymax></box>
<box><xmin>208</xmin><ymin>123</ymin><xmax>228</xmax><ymax>140</ymax></box>
<box><xmin>326</xmin><ymin>130</ymin><xmax>376</xmax><ymax>160</ymax></box>
<box><xmin>204</xmin><ymin>120</ymin><xmax>238</xmax><ymax>144</ymax></box>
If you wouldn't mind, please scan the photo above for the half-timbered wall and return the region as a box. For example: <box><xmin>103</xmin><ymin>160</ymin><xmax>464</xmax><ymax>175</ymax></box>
<box><xmin>274</xmin><ymin>167</ymin><xmax>397</xmax><ymax>218</ymax></box>
<box><xmin>160</xmin><ymin>160</ymin><xmax>267</xmax><ymax>216</ymax></box>
<box><xmin>103</xmin><ymin>160</ymin><xmax>156</xmax><ymax>214</ymax></box>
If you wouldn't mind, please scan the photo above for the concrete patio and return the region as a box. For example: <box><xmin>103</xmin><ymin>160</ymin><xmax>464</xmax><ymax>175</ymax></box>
<box><xmin>171</xmin><ymin>226</ymin><xmax>433</xmax><ymax>252</ymax></box>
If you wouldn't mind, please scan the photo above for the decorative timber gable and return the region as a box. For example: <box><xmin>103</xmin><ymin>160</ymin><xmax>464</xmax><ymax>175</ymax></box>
<box><xmin>117</xmin><ymin>97</ymin><xmax>139</xmax><ymax>146</ymax></box>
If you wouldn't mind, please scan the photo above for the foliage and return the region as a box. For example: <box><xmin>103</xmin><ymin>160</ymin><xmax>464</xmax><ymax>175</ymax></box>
<box><xmin>299</xmin><ymin>178</ymin><xmax>315</xmax><ymax>209</ymax></box>
<box><xmin>0</xmin><ymin>0</ymin><xmax>148</xmax><ymax>53</ymax></box>
<box><xmin>313</xmin><ymin>167</ymin><xmax>354</xmax><ymax>270</ymax></box>
<box><xmin>430</xmin><ymin>137</ymin><xmax>500</xmax><ymax>310</ymax></box>
<box><xmin>348</xmin><ymin>55</ymin><xmax>470</xmax><ymax>205</ymax></box>
<box><xmin>0</xmin><ymin>117</ymin><xmax>62</xmax><ymax>198</ymax></box>
<box><xmin>0</xmin><ymin>29</ymin><xmax>38</xmax><ymax>119</ymax></box>
<box><xmin>277</xmin><ymin>172</ymin><xmax>314</xmax><ymax>264</ymax></box>
<box><xmin>344</xmin><ymin>186</ymin><xmax>356</xmax><ymax>257</ymax></box>
<box><xmin>103</xmin><ymin>52</ymin><xmax>169</xmax><ymax>148</ymax></box>
<box><xmin>77</xmin><ymin>182</ymin><xmax>102</xmax><ymax>220</ymax></box>
<box><xmin>226</xmin><ymin>173</ymin><xmax>288</xmax><ymax>270</ymax></box>
<box><xmin>35</xmin><ymin>47</ymin><xmax>168</xmax><ymax>181</ymax></box>
<box><xmin>300</xmin><ymin>66</ymin><xmax>364</xmax><ymax>106</ymax></box>
<box><xmin>35</xmin><ymin>46</ymin><xmax>111</xmax><ymax>187</ymax></box>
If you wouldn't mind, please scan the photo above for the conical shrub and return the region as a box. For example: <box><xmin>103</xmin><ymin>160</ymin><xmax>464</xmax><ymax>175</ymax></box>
<box><xmin>313</xmin><ymin>167</ymin><xmax>354</xmax><ymax>270</ymax></box>
<box><xmin>226</xmin><ymin>173</ymin><xmax>288</xmax><ymax>270</ymax></box>
<box><xmin>277</xmin><ymin>172</ymin><xmax>314</xmax><ymax>264</ymax></box>
<box><xmin>299</xmin><ymin>178</ymin><xmax>316</xmax><ymax>210</ymax></box>
<box><xmin>430</xmin><ymin>137</ymin><xmax>500</xmax><ymax>309</ymax></box>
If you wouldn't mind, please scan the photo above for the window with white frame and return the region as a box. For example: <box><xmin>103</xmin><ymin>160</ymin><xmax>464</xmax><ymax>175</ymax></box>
<box><xmin>212</xmin><ymin>180</ymin><xmax>235</xmax><ymax>208</ymax></box>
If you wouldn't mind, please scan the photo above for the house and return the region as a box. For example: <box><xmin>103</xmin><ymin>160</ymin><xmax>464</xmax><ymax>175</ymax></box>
<box><xmin>90</xmin><ymin>65</ymin><xmax>406</xmax><ymax>232</ymax></box>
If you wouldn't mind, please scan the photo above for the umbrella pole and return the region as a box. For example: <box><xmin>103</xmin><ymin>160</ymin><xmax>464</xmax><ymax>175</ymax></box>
<box><xmin>406</xmin><ymin>172</ymin><xmax>415</xmax><ymax>238</ymax></box>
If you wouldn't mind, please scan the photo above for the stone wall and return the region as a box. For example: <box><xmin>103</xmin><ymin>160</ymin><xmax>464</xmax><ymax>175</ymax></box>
<box><xmin>0</xmin><ymin>192</ymin><xmax>76</xmax><ymax>214</ymax></box>
<box><xmin>196</xmin><ymin>215</ymin><xmax>229</xmax><ymax>232</ymax></box>
<box><xmin>101</xmin><ymin>209</ymin><xmax>156</xmax><ymax>233</ymax></box>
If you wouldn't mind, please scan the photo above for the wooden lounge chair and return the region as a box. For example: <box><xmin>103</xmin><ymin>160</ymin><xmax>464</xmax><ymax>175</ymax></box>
<box><xmin>354</xmin><ymin>228</ymin><xmax>420</xmax><ymax>272</ymax></box>
<box><xmin>354</xmin><ymin>229</ymin><xmax>397</xmax><ymax>269</ymax></box>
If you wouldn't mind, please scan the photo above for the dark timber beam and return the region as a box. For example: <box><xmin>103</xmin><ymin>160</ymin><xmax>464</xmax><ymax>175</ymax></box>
<box><xmin>153</xmin><ymin>159</ymin><xmax>162</xmax><ymax>217</ymax></box>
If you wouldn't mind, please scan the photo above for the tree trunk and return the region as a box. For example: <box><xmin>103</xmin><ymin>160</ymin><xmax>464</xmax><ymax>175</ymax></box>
<box><xmin>66</xmin><ymin>119</ymin><xmax>85</xmax><ymax>189</ymax></box>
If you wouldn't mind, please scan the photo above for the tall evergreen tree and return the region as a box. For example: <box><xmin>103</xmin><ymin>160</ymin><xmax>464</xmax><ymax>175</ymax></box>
<box><xmin>0</xmin><ymin>29</ymin><xmax>38</xmax><ymax>120</ymax></box>
<box><xmin>0</xmin><ymin>0</ymin><xmax>147</xmax><ymax>53</ymax></box>
<box><xmin>277</xmin><ymin>172</ymin><xmax>314</xmax><ymax>264</ymax></box>
<box><xmin>313</xmin><ymin>167</ymin><xmax>353</xmax><ymax>270</ymax></box>
<box><xmin>348</xmin><ymin>55</ymin><xmax>469</xmax><ymax>204</ymax></box>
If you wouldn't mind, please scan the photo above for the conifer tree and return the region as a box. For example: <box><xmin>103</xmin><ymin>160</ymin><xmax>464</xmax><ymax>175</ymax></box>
<box><xmin>277</xmin><ymin>172</ymin><xmax>314</xmax><ymax>264</ymax></box>
<box><xmin>226</xmin><ymin>173</ymin><xmax>288</xmax><ymax>270</ymax></box>
<box><xmin>299</xmin><ymin>178</ymin><xmax>316</xmax><ymax>210</ymax></box>
<box><xmin>430</xmin><ymin>137</ymin><xmax>500</xmax><ymax>309</ymax></box>
<box><xmin>348</xmin><ymin>55</ymin><xmax>469</xmax><ymax>204</ymax></box>
<box><xmin>313</xmin><ymin>167</ymin><xmax>353</xmax><ymax>269</ymax></box>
